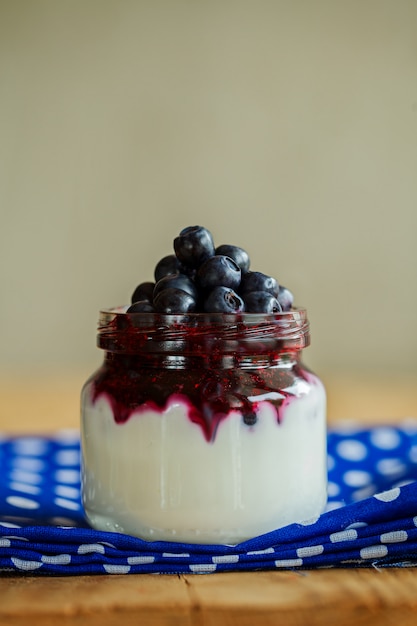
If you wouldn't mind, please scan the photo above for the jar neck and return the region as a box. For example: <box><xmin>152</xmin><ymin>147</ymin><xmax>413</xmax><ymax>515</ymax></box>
<box><xmin>103</xmin><ymin>349</ymin><xmax>302</xmax><ymax>370</ymax></box>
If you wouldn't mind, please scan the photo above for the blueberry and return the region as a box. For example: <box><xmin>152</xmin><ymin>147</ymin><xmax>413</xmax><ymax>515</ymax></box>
<box><xmin>243</xmin><ymin>412</ymin><xmax>257</xmax><ymax>426</ymax></box>
<box><xmin>197</xmin><ymin>255</ymin><xmax>241</xmax><ymax>291</ymax></box>
<box><xmin>154</xmin><ymin>255</ymin><xmax>181</xmax><ymax>282</ymax></box>
<box><xmin>131</xmin><ymin>281</ymin><xmax>155</xmax><ymax>304</ymax></box>
<box><xmin>203</xmin><ymin>286</ymin><xmax>244</xmax><ymax>313</ymax></box>
<box><xmin>153</xmin><ymin>273</ymin><xmax>198</xmax><ymax>301</ymax></box>
<box><xmin>277</xmin><ymin>285</ymin><xmax>294</xmax><ymax>311</ymax></box>
<box><xmin>215</xmin><ymin>245</ymin><xmax>250</xmax><ymax>273</ymax></box>
<box><xmin>126</xmin><ymin>300</ymin><xmax>155</xmax><ymax>313</ymax></box>
<box><xmin>153</xmin><ymin>288</ymin><xmax>197</xmax><ymax>314</ymax></box>
<box><xmin>240</xmin><ymin>271</ymin><xmax>279</xmax><ymax>297</ymax></box>
<box><xmin>244</xmin><ymin>291</ymin><xmax>282</xmax><ymax>314</ymax></box>
<box><xmin>174</xmin><ymin>226</ymin><xmax>215</xmax><ymax>268</ymax></box>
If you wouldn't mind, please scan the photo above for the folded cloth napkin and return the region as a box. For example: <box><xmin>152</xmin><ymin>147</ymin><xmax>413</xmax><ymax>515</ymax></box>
<box><xmin>1</xmin><ymin>422</ymin><xmax>417</xmax><ymax>575</ymax></box>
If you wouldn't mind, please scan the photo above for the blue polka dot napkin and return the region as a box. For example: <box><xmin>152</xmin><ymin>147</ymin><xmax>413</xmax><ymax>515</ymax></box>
<box><xmin>1</xmin><ymin>422</ymin><xmax>417</xmax><ymax>575</ymax></box>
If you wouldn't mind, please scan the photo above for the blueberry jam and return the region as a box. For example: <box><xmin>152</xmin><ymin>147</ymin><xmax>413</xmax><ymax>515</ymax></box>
<box><xmin>89</xmin><ymin>309</ymin><xmax>311</xmax><ymax>442</ymax></box>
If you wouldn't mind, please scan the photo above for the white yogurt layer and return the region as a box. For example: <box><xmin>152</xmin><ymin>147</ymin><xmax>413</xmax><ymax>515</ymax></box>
<box><xmin>81</xmin><ymin>376</ymin><xmax>327</xmax><ymax>544</ymax></box>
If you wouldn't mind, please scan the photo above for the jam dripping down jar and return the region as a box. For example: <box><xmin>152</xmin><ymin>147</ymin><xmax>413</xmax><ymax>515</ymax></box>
<box><xmin>81</xmin><ymin>308</ymin><xmax>327</xmax><ymax>544</ymax></box>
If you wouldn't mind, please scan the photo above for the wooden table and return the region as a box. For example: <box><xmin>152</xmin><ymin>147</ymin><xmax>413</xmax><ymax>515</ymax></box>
<box><xmin>1</xmin><ymin>371</ymin><xmax>417</xmax><ymax>626</ymax></box>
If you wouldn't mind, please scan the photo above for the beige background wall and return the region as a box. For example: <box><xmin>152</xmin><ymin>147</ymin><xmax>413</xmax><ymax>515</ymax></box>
<box><xmin>1</xmin><ymin>0</ymin><xmax>416</xmax><ymax>382</ymax></box>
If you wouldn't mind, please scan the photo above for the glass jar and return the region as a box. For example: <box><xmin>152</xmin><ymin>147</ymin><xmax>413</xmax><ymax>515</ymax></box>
<box><xmin>81</xmin><ymin>308</ymin><xmax>327</xmax><ymax>545</ymax></box>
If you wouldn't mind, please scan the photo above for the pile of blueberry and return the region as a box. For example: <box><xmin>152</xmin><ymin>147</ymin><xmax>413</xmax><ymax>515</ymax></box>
<box><xmin>127</xmin><ymin>226</ymin><xmax>294</xmax><ymax>314</ymax></box>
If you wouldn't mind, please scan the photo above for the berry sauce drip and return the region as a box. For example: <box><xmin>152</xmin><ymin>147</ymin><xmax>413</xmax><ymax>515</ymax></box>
<box><xmin>91</xmin><ymin>315</ymin><xmax>311</xmax><ymax>442</ymax></box>
<box><xmin>91</xmin><ymin>362</ymin><xmax>307</xmax><ymax>442</ymax></box>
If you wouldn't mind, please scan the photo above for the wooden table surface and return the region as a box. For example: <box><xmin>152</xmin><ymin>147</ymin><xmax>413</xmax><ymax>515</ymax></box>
<box><xmin>1</xmin><ymin>371</ymin><xmax>417</xmax><ymax>626</ymax></box>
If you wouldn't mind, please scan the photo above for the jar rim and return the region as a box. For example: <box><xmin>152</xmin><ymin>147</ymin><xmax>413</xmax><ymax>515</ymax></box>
<box><xmin>99</xmin><ymin>305</ymin><xmax>308</xmax><ymax>323</ymax></box>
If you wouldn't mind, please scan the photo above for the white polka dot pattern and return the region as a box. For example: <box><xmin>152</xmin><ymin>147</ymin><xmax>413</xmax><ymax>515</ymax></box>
<box><xmin>103</xmin><ymin>564</ymin><xmax>131</xmax><ymax>574</ymax></box>
<box><xmin>189</xmin><ymin>564</ymin><xmax>217</xmax><ymax>573</ymax></box>
<box><xmin>77</xmin><ymin>543</ymin><xmax>106</xmax><ymax>554</ymax></box>
<box><xmin>380</xmin><ymin>530</ymin><xmax>408</xmax><ymax>543</ymax></box>
<box><xmin>329</xmin><ymin>529</ymin><xmax>358</xmax><ymax>543</ymax></box>
<box><xmin>326</xmin><ymin>423</ymin><xmax>415</xmax><ymax>510</ymax></box>
<box><xmin>6</xmin><ymin>496</ymin><xmax>40</xmax><ymax>510</ymax></box>
<box><xmin>212</xmin><ymin>554</ymin><xmax>240</xmax><ymax>564</ymax></box>
<box><xmin>274</xmin><ymin>559</ymin><xmax>303</xmax><ymax>568</ymax></box>
<box><xmin>41</xmin><ymin>554</ymin><xmax>71</xmax><ymax>565</ymax></box>
<box><xmin>1</xmin><ymin>423</ymin><xmax>417</xmax><ymax>575</ymax></box>
<box><xmin>296</xmin><ymin>545</ymin><xmax>324</xmax><ymax>558</ymax></box>
<box><xmin>127</xmin><ymin>556</ymin><xmax>155</xmax><ymax>565</ymax></box>
<box><xmin>0</xmin><ymin>434</ymin><xmax>83</xmax><ymax>527</ymax></box>
<box><xmin>374</xmin><ymin>488</ymin><xmax>401</xmax><ymax>503</ymax></box>
<box><xmin>360</xmin><ymin>545</ymin><xmax>389</xmax><ymax>559</ymax></box>
<box><xmin>336</xmin><ymin>439</ymin><xmax>368</xmax><ymax>461</ymax></box>
<box><xmin>11</xmin><ymin>557</ymin><xmax>43</xmax><ymax>571</ymax></box>
<box><xmin>370</xmin><ymin>428</ymin><xmax>401</xmax><ymax>450</ymax></box>
<box><xmin>342</xmin><ymin>470</ymin><xmax>373</xmax><ymax>488</ymax></box>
